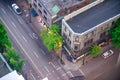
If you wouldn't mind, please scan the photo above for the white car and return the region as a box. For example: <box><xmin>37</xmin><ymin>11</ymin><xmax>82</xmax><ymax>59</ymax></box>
<box><xmin>12</xmin><ymin>3</ymin><xmax>22</xmax><ymax>14</ymax></box>
<box><xmin>102</xmin><ymin>50</ymin><xmax>114</xmax><ymax>59</ymax></box>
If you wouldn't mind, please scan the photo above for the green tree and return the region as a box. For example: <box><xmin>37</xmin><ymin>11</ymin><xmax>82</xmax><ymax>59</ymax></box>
<box><xmin>109</xmin><ymin>19</ymin><xmax>120</xmax><ymax>48</ymax></box>
<box><xmin>0</xmin><ymin>22</ymin><xmax>12</xmax><ymax>53</ymax></box>
<box><xmin>40</xmin><ymin>24</ymin><xmax>63</xmax><ymax>51</ymax></box>
<box><xmin>4</xmin><ymin>47</ymin><xmax>25</xmax><ymax>73</ymax></box>
<box><xmin>90</xmin><ymin>44</ymin><xmax>102</xmax><ymax>57</ymax></box>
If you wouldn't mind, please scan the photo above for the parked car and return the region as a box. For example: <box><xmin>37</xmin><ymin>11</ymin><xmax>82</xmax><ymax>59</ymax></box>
<box><xmin>12</xmin><ymin>3</ymin><xmax>22</xmax><ymax>14</ymax></box>
<box><xmin>102</xmin><ymin>50</ymin><xmax>114</xmax><ymax>59</ymax></box>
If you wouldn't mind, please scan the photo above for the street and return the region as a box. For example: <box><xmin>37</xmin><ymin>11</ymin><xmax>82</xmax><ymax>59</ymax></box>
<box><xmin>0</xmin><ymin>0</ymin><xmax>71</xmax><ymax>80</ymax></box>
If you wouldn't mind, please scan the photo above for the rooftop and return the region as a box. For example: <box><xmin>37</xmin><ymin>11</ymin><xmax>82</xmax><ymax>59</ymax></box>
<box><xmin>39</xmin><ymin>0</ymin><xmax>87</xmax><ymax>16</ymax></box>
<box><xmin>66</xmin><ymin>0</ymin><xmax>120</xmax><ymax>33</ymax></box>
<box><xmin>0</xmin><ymin>55</ymin><xmax>10</xmax><ymax>78</ymax></box>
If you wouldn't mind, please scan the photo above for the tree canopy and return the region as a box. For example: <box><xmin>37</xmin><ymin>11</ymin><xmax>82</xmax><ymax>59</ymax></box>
<box><xmin>41</xmin><ymin>24</ymin><xmax>63</xmax><ymax>51</ymax></box>
<box><xmin>4</xmin><ymin>47</ymin><xmax>25</xmax><ymax>73</ymax></box>
<box><xmin>90</xmin><ymin>44</ymin><xmax>102</xmax><ymax>57</ymax></box>
<box><xmin>0</xmin><ymin>22</ymin><xmax>12</xmax><ymax>53</ymax></box>
<box><xmin>109</xmin><ymin>19</ymin><xmax>120</xmax><ymax>48</ymax></box>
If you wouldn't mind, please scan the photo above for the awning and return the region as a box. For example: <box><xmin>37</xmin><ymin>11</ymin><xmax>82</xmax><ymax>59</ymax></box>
<box><xmin>30</xmin><ymin>9</ymin><xmax>37</xmax><ymax>17</ymax></box>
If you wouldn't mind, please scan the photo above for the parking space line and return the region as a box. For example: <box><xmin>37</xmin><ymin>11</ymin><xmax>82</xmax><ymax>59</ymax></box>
<box><xmin>79</xmin><ymin>69</ymin><xmax>85</xmax><ymax>76</ymax></box>
<box><xmin>51</xmin><ymin>62</ymin><xmax>56</xmax><ymax>68</ymax></box>
<box><xmin>56</xmin><ymin>67</ymin><xmax>61</xmax><ymax>71</ymax></box>
<box><xmin>33</xmin><ymin>51</ymin><xmax>39</xmax><ymax>58</ymax></box>
<box><xmin>44</xmin><ymin>66</ymin><xmax>49</xmax><ymax>73</ymax></box>
<box><xmin>22</xmin><ymin>36</ymin><xmax>27</xmax><ymax>42</ymax></box>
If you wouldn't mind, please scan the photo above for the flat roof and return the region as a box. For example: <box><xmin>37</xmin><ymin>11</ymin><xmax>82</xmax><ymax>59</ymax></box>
<box><xmin>39</xmin><ymin>0</ymin><xmax>96</xmax><ymax>16</ymax></box>
<box><xmin>0</xmin><ymin>58</ymin><xmax>10</xmax><ymax>77</ymax></box>
<box><xmin>66</xmin><ymin>0</ymin><xmax>120</xmax><ymax>33</ymax></box>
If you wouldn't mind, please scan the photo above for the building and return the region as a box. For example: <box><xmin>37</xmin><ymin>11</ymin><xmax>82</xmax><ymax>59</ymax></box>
<box><xmin>31</xmin><ymin>0</ymin><xmax>101</xmax><ymax>27</ymax></box>
<box><xmin>62</xmin><ymin>0</ymin><xmax>120</xmax><ymax>62</ymax></box>
<box><xmin>0</xmin><ymin>70</ymin><xmax>25</xmax><ymax>80</ymax></box>
<box><xmin>0</xmin><ymin>53</ymin><xmax>25</xmax><ymax>80</ymax></box>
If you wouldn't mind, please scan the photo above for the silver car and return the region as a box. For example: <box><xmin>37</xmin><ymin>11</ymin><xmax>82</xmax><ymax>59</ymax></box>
<box><xmin>102</xmin><ymin>50</ymin><xmax>114</xmax><ymax>59</ymax></box>
<box><xmin>12</xmin><ymin>3</ymin><xmax>22</xmax><ymax>14</ymax></box>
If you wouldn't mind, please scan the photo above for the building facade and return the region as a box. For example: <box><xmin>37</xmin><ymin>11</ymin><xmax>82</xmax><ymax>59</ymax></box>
<box><xmin>31</xmin><ymin>0</ymin><xmax>98</xmax><ymax>26</ymax></box>
<box><xmin>62</xmin><ymin>0</ymin><xmax>120</xmax><ymax>62</ymax></box>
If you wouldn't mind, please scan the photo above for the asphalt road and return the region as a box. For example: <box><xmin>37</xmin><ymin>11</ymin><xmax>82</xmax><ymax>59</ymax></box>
<box><xmin>0</xmin><ymin>0</ymin><xmax>70</xmax><ymax>80</ymax></box>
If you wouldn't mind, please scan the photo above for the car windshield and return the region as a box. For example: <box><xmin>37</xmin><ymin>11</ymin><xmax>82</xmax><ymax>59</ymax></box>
<box><xmin>16</xmin><ymin>8</ymin><xmax>21</xmax><ymax>13</ymax></box>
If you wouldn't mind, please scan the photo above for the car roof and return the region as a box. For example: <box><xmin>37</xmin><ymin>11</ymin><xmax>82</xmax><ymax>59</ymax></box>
<box><xmin>12</xmin><ymin>3</ymin><xmax>19</xmax><ymax>9</ymax></box>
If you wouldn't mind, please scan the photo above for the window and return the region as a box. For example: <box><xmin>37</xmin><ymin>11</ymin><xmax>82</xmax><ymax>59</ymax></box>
<box><xmin>84</xmin><ymin>34</ymin><xmax>88</xmax><ymax>40</ymax></box>
<box><xmin>74</xmin><ymin>46</ymin><xmax>78</xmax><ymax>50</ymax></box>
<box><xmin>105</xmin><ymin>24</ymin><xmax>109</xmax><ymax>30</ymax></box>
<box><xmin>84</xmin><ymin>39</ymin><xmax>93</xmax><ymax>47</ymax></box>
<box><xmin>34</xmin><ymin>0</ymin><xmax>37</xmax><ymax>2</ymax></box>
<box><xmin>44</xmin><ymin>16</ymin><xmax>47</xmax><ymax>21</ymax></box>
<box><xmin>38</xmin><ymin>9</ymin><xmax>42</xmax><ymax>14</ymax></box>
<box><xmin>100</xmin><ymin>32</ymin><xmax>106</xmax><ymax>38</ymax></box>
<box><xmin>99</xmin><ymin>26</ymin><xmax>103</xmax><ymax>32</ymax></box>
<box><xmin>64</xmin><ymin>26</ymin><xmax>66</xmax><ymax>32</ymax></box>
<box><xmin>69</xmin><ymin>31</ymin><xmax>71</xmax><ymax>37</ymax></box>
<box><xmin>90</xmin><ymin>31</ymin><xmax>95</xmax><ymax>37</ymax></box>
<box><xmin>38</xmin><ymin>3</ymin><xmax>42</xmax><ymax>8</ymax></box>
<box><xmin>75</xmin><ymin>36</ymin><xmax>79</xmax><ymax>42</ymax></box>
<box><xmin>34</xmin><ymin>3</ymin><xmax>37</xmax><ymax>8</ymax></box>
<box><xmin>44</xmin><ymin>10</ymin><xmax>47</xmax><ymax>15</ymax></box>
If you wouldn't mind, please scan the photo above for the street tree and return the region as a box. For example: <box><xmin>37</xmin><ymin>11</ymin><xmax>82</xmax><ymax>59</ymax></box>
<box><xmin>109</xmin><ymin>19</ymin><xmax>120</xmax><ymax>48</ymax></box>
<box><xmin>90</xmin><ymin>44</ymin><xmax>102</xmax><ymax>57</ymax></box>
<box><xmin>4</xmin><ymin>47</ymin><xmax>25</xmax><ymax>73</ymax></box>
<box><xmin>0</xmin><ymin>22</ymin><xmax>12</xmax><ymax>53</ymax></box>
<box><xmin>40</xmin><ymin>24</ymin><xmax>63</xmax><ymax>51</ymax></box>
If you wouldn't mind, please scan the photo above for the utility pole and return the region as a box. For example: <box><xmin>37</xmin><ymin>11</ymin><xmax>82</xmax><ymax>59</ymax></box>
<box><xmin>82</xmin><ymin>53</ymin><xmax>85</xmax><ymax>65</ymax></box>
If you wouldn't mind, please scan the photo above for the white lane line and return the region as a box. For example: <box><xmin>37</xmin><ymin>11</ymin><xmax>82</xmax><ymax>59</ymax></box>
<box><xmin>18</xmin><ymin>18</ymin><xmax>23</xmax><ymax>24</ymax></box>
<box><xmin>1</xmin><ymin>8</ymin><xmax>6</xmax><ymax>14</ymax></box>
<box><xmin>40</xmin><ymin>49</ymin><xmax>46</xmax><ymax>55</ymax></box>
<box><xmin>56</xmin><ymin>67</ymin><xmax>61</xmax><ymax>71</ymax></box>
<box><xmin>33</xmin><ymin>51</ymin><xmax>39</xmax><ymax>58</ymax></box>
<box><xmin>29</xmin><ymin>33</ymin><xmax>34</xmax><ymax>39</ymax></box>
<box><xmin>67</xmin><ymin>71</ymin><xmax>74</xmax><ymax>77</ymax></box>
<box><xmin>30</xmin><ymin>70</ymin><xmax>36</xmax><ymax>80</ymax></box>
<box><xmin>52</xmin><ymin>70</ymin><xmax>54</xmax><ymax>73</ymax></box>
<box><xmin>22</xmin><ymin>36</ymin><xmax>27</xmax><ymax>42</ymax></box>
<box><xmin>8</xmin><ymin>5</ymin><xmax>12</xmax><ymax>11</ymax></box>
<box><xmin>62</xmin><ymin>73</ymin><xmax>66</xmax><ymax>76</ymax></box>
<box><xmin>44</xmin><ymin>66</ymin><xmax>49</xmax><ymax>73</ymax></box>
<box><xmin>51</xmin><ymin>62</ymin><xmax>56</xmax><ymax>68</ymax></box>
<box><xmin>33</xmin><ymin>33</ymin><xmax>38</xmax><ymax>39</ymax></box>
<box><xmin>79</xmin><ymin>69</ymin><xmax>85</xmax><ymax>76</ymax></box>
<box><xmin>57</xmin><ymin>77</ymin><xmax>60</xmax><ymax>80</ymax></box>
<box><xmin>11</xmin><ymin>22</ymin><xmax>16</xmax><ymax>28</ymax></box>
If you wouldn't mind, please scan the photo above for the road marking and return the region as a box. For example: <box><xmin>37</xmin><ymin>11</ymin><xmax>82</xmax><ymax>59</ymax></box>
<box><xmin>1</xmin><ymin>8</ymin><xmax>6</xmax><ymax>14</ymax></box>
<box><xmin>8</xmin><ymin>5</ymin><xmax>12</xmax><ymax>11</ymax></box>
<box><xmin>56</xmin><ymin>67</ymin><xmax>61</xmax><ymax>71</ymax></box>
<box><xmin>22</xmin><ymin>36</ymin><xmax>27</xmax><ymax>42</ymax></box>
<box><xmin>18</xmin><ymin>18</ymin><xmax>23</xmax><ymax>24</ymax></box>
<box><xmin>11</xmin><ymin>22</ymin><xmax>16</xmax><ymax>28</ymax></box>
<box><xmin>0</xmin><ymin>17</ymin><xmax>44</xmax><ymax>78</ymax></box>
<box><xmin>117</xmin><ymin>53</ymin><xmax>120</xmax><ymax>67</ymax></box>
<box><xmin>52</xmin><ymin>70</ymin><xmax>54</xmax><ymax>73</ymax></box>
<box><xmin>57</xmin><ymin>77</ymin><xmax>60</xmax><ymax>80</ymax></box>
<box><xmin>33</xmin><ymin>33</ymin><xmax>38</xmax><ymax>39</ymax></box>
<box><xmin>40</xmin><ymin>49</ymin><xmax>46</xmax><ymax>55</ymax></box>
<box><xmin>33</xmin><ymin>51</ymin><xmax>39</xmax><ymax>58</ymax></box>
<box><xmin>79</xmin><ymin>69</ymin><xmax>85</xmax><ymax>76</ymax></box>
<box><xmin>51</xmin><ymin>62</ymin><xmax>56</xmax><ymax>68</ymax></box>
<box><xmin>67</xmin><ymin>71</ymin><xmax>74</xmax><ymax>77</ymax></box>
<box><xmin>62</xmin><ymin>73</ymin><xmax>66</xmax><ymax>76</ymax></box>
<box><xmin>30</xmin><ymin>70</ymin><xmax>36</xmax><ymax>80</ymax></box>
<box><xmin>29</xmin><ymin>33</ymin><xmax>34</xmax><ymax>39</ymax></box>
<box><xmin>44</xmin><ymin>66</ymin><xmax>49</xmax><ymax>73</ymax></box>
